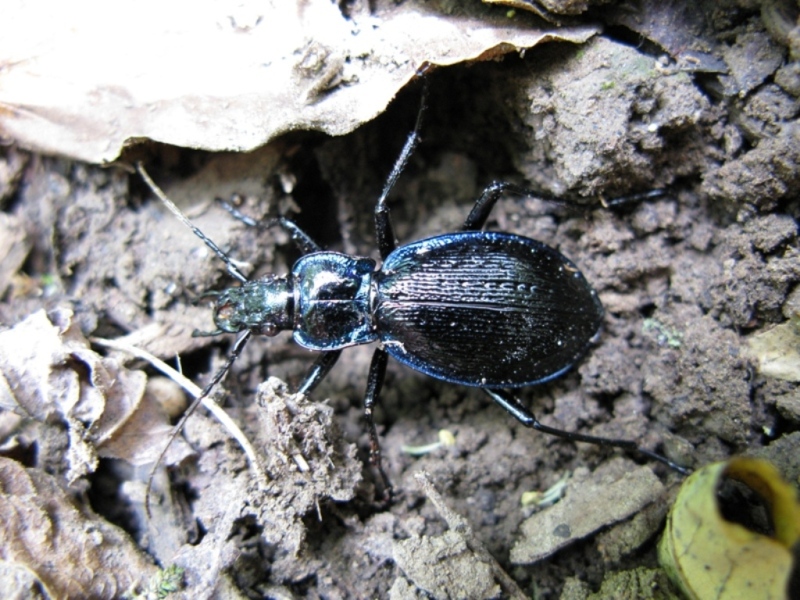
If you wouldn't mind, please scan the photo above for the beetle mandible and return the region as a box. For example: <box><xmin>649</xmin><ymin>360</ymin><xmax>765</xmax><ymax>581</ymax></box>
<box><xmin>140</xmin><ymin>82</ymin><xmax>689</xmax><ymax>499</ymax></box>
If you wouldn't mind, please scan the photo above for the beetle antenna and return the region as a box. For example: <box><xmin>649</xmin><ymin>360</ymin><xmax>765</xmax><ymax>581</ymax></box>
<box><xmin>192</xmin><ymin>328</ymin><xmax>227</xmax><ymax>337</ymax></box>
<box><xmin>145</xmin><ymin>330</ymin><xmax>253</xmax><ymax>519</ymax></box>
<box><xmin>194</xmin><ymin>290</ymin><xmax>221</xmax><ymax>303</ymax></box>
<box><xmin>137</xmin><ymin>162</ymin><xmax>250</xmax><ymax>284</ymax></box>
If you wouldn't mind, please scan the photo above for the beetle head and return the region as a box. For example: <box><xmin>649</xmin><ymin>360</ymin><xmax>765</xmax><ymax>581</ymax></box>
<box><xmin>211</xmin><ymin>277</ymin><xmax>293</xmax><ymax>336</ymax></box>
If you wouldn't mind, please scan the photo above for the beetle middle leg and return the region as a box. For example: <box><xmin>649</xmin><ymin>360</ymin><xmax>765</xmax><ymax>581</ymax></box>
<box><xmin>363</xmin><ymin>347</ymin><xmax>392</xmax><ymax>499</ymax></box>
<box><xmin>485</xmin><ymin>388</ymin><xmax>692</xmax><ymax>474</ymax></box>
<box><xmin>462</xmin><ymin>181</ymin><xmax>592</xmax><ymax>231</ymax></box>
<box><xmin>374</xmin><ymin>81</ymin><xmax>429</xmax><ymax>259</ymax></box>
<box><xmin>464</xmin><ymin>181</ymin><xmax>610</xmax><ymax>231</ymax></box>
<box><xmin>462</xmin><ymin>182</ymin><xmax>533</xmax><ymax>231</ymax></box>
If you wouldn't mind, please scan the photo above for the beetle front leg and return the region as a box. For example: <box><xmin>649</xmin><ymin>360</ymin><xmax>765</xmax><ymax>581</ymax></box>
<box><xmin>296</xmin><ymin>350</ymin><xmax>342</xmax><ymax>396</ymax></box>
<box><xmin>484</xmin><ymin>388</ymin><xmax>691</xmax><ymax>475</ymax></box>
<box><xmin>364</xmin><ymin>347</ymin><xmax>392</xmax><ymax>499</ymax></box>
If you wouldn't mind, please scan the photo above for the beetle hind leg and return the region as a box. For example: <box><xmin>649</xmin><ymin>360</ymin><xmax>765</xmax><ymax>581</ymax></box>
<box><xmin>484</xmin><ymin>388</ymin><xmax>691</xmax><ymax>475</ymax></box>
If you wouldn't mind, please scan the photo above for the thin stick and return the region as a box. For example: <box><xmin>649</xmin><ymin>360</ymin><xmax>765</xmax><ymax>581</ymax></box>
<box><xmin>414</xmin><ymin>471</ymin><xmax>528</xmax><ymax>600</ymax></box>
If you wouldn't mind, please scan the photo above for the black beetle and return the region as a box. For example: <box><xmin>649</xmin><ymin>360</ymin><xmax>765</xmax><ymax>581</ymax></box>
<box><xmin>139</xmin><ymin>85</ymin><xmax>688</xmax><ymax>500</ymax></box>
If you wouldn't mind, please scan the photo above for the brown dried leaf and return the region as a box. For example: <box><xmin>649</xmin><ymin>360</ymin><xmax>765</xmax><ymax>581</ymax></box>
<box><xmin>0</xmin><ymin>213</ymin><xmax>30</xmax><ymax>299</ymax></box>
<box><xmin>0</xmin><ymin>1</ymin><xmax>597</xmax><ymax>163</ymax></box>
<box><xmin>0</xmin><ymin>308</ymin><xmax>191</xmax><ymax>478</ymax></box>
<box><xmin>97</xmin><ymin>388</ymin><xmax>192</xmax><ymax>467</ymax></box>
<box><xmin>0</xmin><ymin>457</ymin><xmax>158</xmax><ymax>597</ymax></box>
<box><xmin>0</xmin><ymin>308</ymin><xmax>89</xmax><ymax>422</ymax></box>
<box><xmin>747</xmin><ymin>316</ymin><xmax>800</xmax><ymax>382</ymax></box>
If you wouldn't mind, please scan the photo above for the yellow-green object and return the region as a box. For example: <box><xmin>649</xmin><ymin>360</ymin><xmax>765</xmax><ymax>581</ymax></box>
<box><xmin>659</xmin><ymin>457</ymin><xmax>800</xmax><ymax>599</ymax></box>
<box><xmin>401</xmin><ymin>429</ymin><xmax>456</xmax><ymax>456</ymax></box>
<box><xmin>520</xmin><ymin>472</ymin><xmax>569</xmax><ymax>508</ymax></box>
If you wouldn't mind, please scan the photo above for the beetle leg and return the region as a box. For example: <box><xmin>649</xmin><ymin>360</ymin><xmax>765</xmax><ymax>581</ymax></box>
<box><xmin>600</xmin><ymin>189</ymin><xmax>666</xmax><ymax>209</ymax></box>
<box><xmin>218</xmin><ymin>199</ymin><xmax>322</xmax><ymax>255</ymax></box>
<box><xmin>463</xmin><ymin>182</ymin><xmax>513</xmax><ymax>231</ymax></box>
<box><xmin>374</xmin><ymin>130</ymin><xmax>416</xmax><ymax>258</ymax></box>
<box><xmin>296</xmin><ymin>350</ymin><xmax>343</xmax><ymax>396</ymax></box>
<box><xmin>463</xmin><ymin>182</ymin><xmax>565</xmax><ymax>231</ymax></box>
<box><xmin>465</xmin><ymin>181</ymin><xmax>580</xmax><ymax>231</ymax></box>
<box><xmin>375</xmin><ymin>82</ymin><xmax>429</xmax><ymax>260</ymax></box>
<box><xmin>268</xmin><ymin>217</ymin><xmax>322</xmax><ymax>255</ymax></box>
<box><xmin>484</xmin><ymin>388</ymin><xmax>692</xmax><ymax>475</ymax></box>
<box><xmin>364</xmin><ymin>347</ymin><xmax>392</xmax><ymax>499</ymax></box>
<box><xmin>464</xmin><ymin>183</ymin><xmax>669</xmax><ymax>231</ymax></box>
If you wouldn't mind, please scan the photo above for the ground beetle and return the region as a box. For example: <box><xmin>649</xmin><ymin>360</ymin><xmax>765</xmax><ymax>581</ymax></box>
<box><xmin>139</xmin><ymin>83</ymin><xmax>689</xmax><ymax>500</ymax></box>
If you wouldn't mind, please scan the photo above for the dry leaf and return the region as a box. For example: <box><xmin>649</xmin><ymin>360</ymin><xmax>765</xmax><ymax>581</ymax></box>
<box><xmin>0</xmin><ymin>0</ymin><xmax>598</xmax><ymax>163</ymax></box>
<box><xmin>0</xmin><ymin>457</ymin><xmax>158</xmax><ymax>597</ymax></box>
<box><xmin>0</xmin><ymin>308</ymin><xmax>191</xmax><ymax>478</ymax></box>
<box><xmin>747</xmin><ymin>316</ymin><xmax>800</xmax><ymax>382</ymax></box>
<box><xmin>659</xmin><ymin>458</ymin><xmax>800</xmax><ymax>600</ymax></box>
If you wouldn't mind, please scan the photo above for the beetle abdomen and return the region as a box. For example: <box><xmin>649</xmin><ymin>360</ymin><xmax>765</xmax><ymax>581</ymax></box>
<box><xmin>375</xmin><ymin>231</ymin><xmax>603</xmax><ymax>387</ymax></box>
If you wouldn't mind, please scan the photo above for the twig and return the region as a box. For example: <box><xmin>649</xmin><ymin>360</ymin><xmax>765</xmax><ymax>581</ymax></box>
<box><xmin>414</xmin><ymin>471</ymin><xmax>527</xmax><ymax>600</ymax></box>
<box><xmin>91</xmin><ymin>336</ymin><xmax>268</xmax><ymax>490</ymax></box>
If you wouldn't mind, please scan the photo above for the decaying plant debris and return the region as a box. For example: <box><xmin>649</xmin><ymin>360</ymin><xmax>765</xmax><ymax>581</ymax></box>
<box><xmin>1</xmin><ymin>1</ymin><xmax>799</xmax><ymax>598</ymax></box>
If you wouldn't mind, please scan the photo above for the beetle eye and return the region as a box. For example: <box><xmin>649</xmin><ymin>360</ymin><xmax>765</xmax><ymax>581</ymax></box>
<box><xmin>216</xmin><ymin>302</ymin><xmax>233</xmax><ymax>320</ymax></box>
<box><xmin>261</xmin><ymin>322</ymin><xmax>278</xmax><ymax>336</ymax></box>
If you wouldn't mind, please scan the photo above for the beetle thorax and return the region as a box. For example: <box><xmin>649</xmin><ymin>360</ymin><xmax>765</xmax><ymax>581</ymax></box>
<box><xmin>291</xmin><ymin>252</ymin><xmax>377</xmax><ymax>351</ymax></box>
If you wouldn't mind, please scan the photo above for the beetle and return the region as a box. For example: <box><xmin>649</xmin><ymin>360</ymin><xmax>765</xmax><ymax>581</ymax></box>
<box><xmin>139</xmin><ymin>84</ymin><xmax>689</xmax><ymax>501</ymax></box>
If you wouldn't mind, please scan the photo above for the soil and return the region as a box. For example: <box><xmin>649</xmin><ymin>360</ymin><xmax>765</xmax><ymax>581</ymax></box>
<box><xmin>1</xmin><ymin>1</ymin><xmax>799</xmax><ymax>599</ymax></box>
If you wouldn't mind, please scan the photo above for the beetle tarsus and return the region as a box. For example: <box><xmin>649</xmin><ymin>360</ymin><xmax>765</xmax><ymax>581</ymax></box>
<box><xmin>364</xmin><ymin>348</ymin><xmax>392</xmax><ymax>499</ymax></box>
